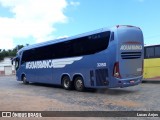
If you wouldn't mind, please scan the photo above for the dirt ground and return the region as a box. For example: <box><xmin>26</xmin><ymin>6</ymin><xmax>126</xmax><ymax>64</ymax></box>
<box><xmin>0</xmin><ymin>76</ymin><xmax>160</xmax><ymax>120</ymax></box>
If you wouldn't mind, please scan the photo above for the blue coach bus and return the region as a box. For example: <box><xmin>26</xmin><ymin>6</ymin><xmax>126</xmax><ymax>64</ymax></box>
<box><xmin>12</xmin><ymin>25</ymin><xmax>144</xmax><ymax>91</ymax></box>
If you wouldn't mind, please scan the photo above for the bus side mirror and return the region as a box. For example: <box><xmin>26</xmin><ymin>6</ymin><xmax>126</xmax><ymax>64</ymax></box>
<box><xmin>11</xmin><ymin>57</ymin><xmax>18</xmax><ymax>65</ymax></box>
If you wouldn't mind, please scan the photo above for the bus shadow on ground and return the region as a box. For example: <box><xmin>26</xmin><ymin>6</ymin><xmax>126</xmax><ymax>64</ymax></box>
<box><xmin>95</xmin><ymin>88</ymin><xmax>138</xmax><ymax>95</ymax></box>
<box><xmin>22</xmin><ymin>82</ymin><xmax>138</xmax><ymax>95</ymax></box>
<box><xmin>26</xmin><ymin>82</ymin><xmax>63</xmax><ymax>89</ymax></box>
<box><xmin>142</xmin><ymin>80</ymin><xmax>160</xmax><ymax>84</ymax></box>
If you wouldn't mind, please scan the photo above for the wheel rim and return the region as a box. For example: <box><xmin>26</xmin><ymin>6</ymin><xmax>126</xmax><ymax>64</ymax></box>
<box><xmin>64</xmin><ymin>79</ymin><xmax>70</xmax><ymax>88</ymax></box>
<box><xmin>76</xmin><ymin>79</ymin><xmax>83</xmax><ymax>89</ymax></box>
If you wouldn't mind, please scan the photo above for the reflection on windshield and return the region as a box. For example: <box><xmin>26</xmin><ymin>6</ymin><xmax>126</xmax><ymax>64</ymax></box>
<box><xmin>15</xmin><ymin>59</ymin><xmax>19</xmax><ymax>70</ymax></box>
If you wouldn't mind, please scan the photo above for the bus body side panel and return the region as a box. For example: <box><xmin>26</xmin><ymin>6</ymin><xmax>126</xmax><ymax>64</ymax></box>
<box><xmin>107</xmin><ymin>36</ymin><xmax>118</xmax><ymax>88</ymax></box>
<box><xmin>37</xmin><ymin>69</ymin><xmax>53</xmax><ymax>83</ymax></box>
<box><xmin>51</xmin><ymin>53</ymin><xmax>110</xmax><ymax>88</ymax></box>
<box><xmin>17</xmin><ymin>64</ymin><xmax>53</xmax><ymax>84</ymax></box>
<box><xmin>16</xmin><ymin>64</ymin><xmax>37</xmax><ymax>82</ymax></box>
<box><xmin>16</xmin><ymin>54</ymin><xmax>110</xmax><ymax>88</ymax></box>
<box><xmin>81</xmin><ymin>53</ymin><xmax>110</xmax><ymax>88</ymax></box>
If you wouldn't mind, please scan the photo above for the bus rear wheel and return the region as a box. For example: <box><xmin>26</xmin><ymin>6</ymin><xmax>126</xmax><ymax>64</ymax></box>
<box><xmin>74</xmin><ymin>76</ymin><xmax>85</xmax><ymax>92</ymax></box>
<box><xmin>22</xmin><ymin>75</ymin><xmax>29</xmax><ymax>84</ymax></box>
<box><xmin>62</xmin><ymin>76</ymin><xmax>72</xmax><ymax>90</ymax></box>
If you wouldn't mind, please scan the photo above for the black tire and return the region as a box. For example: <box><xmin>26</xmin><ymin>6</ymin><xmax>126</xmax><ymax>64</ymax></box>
<box><xmin>62</xmin><ymin>76</ymin><xmax>72</xmax><ymax>90</ymax></box>
<box><xmin>22</xmin><ymin>75</ymin><xmax>29</xmax><ymax>84</ymax></box>
<box><xmin>74</xmin><ymin>76</ymin><xmax>85</xmax><ymax>92</ymax></box>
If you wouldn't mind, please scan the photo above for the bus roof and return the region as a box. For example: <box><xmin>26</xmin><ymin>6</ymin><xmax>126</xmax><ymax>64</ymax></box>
<box><xmin>144</xmin><ymin>44</ymin><xmax>160</xmax><ymax>47</ymax></box>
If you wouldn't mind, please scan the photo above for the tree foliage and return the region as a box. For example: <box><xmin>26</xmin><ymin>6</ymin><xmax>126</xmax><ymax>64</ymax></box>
<box><xmin>0</xmin><ymin>45</ymin><xmax>24</xmax><ymax>61</ymax></box>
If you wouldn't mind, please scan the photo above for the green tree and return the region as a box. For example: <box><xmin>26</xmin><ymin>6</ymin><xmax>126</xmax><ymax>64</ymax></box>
<box><xmin>0</xmin><ymin>44</ymin><xmax>25</xmax><ymax>61</ymax></box>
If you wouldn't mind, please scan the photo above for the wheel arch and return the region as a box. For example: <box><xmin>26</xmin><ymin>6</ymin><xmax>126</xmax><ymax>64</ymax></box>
<box><xmin>72</xmin><ymin>73</ymin><xmax>85</xmax><ymax>86</ymax></box>
<box><xmin>21</xmin><ymin>73</ymin><xmax>26</xmax><ymax>81</ymax></box>
<box><xmin>61</xmin><ymin>73</ymin><xmax>71</xmax><ymax>84</ymax></box>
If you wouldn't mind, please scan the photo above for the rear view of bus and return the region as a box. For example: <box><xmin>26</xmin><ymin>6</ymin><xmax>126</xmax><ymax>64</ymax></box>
<box><xmin>111</xmin><ymin>25</ymin><xmax>144</xmax><ymax>88</ymax></box>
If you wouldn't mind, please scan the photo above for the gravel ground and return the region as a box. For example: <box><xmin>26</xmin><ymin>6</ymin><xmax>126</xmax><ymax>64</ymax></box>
<box><xmin>0</xmin><ymin>75</ymin><xmax>160</xmax><ymax>120</ymax></box>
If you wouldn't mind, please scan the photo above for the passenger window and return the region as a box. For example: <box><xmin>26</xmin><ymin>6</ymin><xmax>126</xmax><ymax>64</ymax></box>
<box><xmin>22</xmin><ymin>31</ymin><xmax>111</xmax><ymax>61</ymax></box>
<box><xmin>155</xmin><ymin>46</ymin><xmax>160</xmax><ymax>57</ymax></box>
<box><xmin>146</xmin><ymin>47</ymin><xmax>154</xmax><ymax>58</ymax></box>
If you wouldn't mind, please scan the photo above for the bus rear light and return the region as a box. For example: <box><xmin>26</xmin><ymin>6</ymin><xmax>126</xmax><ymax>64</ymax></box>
<box><xmin>113</xmin><ymin>62</ymin><xmax>121</xmax><ymax>78</ymax></box>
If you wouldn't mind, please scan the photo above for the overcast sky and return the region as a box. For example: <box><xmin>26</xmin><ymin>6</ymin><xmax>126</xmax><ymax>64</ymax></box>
<box><xmin>0</xmin><ymin>0</ymin><xmax>160</xmax><ymax>49</ymax></box>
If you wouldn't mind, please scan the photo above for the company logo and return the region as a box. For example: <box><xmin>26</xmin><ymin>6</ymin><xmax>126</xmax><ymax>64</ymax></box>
<box><xmin>120</xmin><ymin>42</ymin><xmax>142</xmax><ymax>50</ymax></box>
<box><xmin>120</xmin><ymin>45</ymin><xmax>142</xmax><ymax>50</ymax></box>
<box><xmin>26</xmin><ymin>57</ymin><xmax>82</xmax><ymax>69</ymax></box>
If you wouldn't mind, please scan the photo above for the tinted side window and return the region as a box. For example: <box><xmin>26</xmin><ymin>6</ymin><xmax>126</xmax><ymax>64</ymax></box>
<box><xmin>110</xmin><ymin>32</ymin><xmax>114</xmax><ymax>41</ymax></box>
<box><xmin>146</xmin><ymin>47</ymin><xmax>154</xmax><ymax>58</ymax></box>
<box><xmin>155</xmin><ymin>46</ymin><xmax>160</xmax><ymax>57</ymax></box>
<box><xmin>22</xmin><ymin>49</ymin><xmax>35</xmax><ymax>63</ymax></box>
<box><xmin>22</xmin><ymin>31</ymin><xmax>111</xmax><ymax>62</ymax></box>
<box><xmin>73</xmin><ymin>31</ymin><xmax>110</xmax><ymax>56</ymax></box>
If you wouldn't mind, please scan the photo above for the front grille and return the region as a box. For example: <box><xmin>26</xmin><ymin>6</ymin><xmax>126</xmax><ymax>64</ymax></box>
<box><xmin>95</xmin><ymin>69</ymin><xmax>109</xmax><ymax>86</ymax></box>
<box><xmin>121</xmin><ymin>52</ymin><xmax>141</xmax><ymax>59</ymax></box>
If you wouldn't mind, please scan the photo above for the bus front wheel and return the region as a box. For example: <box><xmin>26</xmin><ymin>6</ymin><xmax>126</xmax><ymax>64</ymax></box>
<box><xmin>74</xmin><ymin>76</ymin><xmax>85</xmax><ymax>92</ymax></box>
<box><xmin>22</xmin><ymin>75</ymin><xmax>29</xmax><ymax>84</ymax></box>
<box><xmin>62</xmin><ymin>76</ymin><xmax>72</xmax><ymax>90</ymax></box>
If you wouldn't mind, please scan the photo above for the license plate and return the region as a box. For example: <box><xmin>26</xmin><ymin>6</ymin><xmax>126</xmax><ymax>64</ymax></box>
<box><xmin>130</xmin><ymin>80</ymin><xmax>135</xmax><ymax>83</ymax></box>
